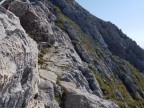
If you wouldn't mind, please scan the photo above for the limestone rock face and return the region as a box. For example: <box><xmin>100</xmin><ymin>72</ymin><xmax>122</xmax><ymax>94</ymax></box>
<box><xmin>0</xmin><ymin>7</ymin><xmax>38</xmax><ymax>108</ymax></box>
<box><xmin>61</xmin><ymin>71</ymin><xmax>118</xmax><ymax>108</ymax></box>
<box><xmin>1</xmin><ymin>0</ymin><xmax>144</xmax><ymax>108</ymax></box>
<box><xmin>6</xmin><ymin>1</ymin><xmax>118</xmax><ymax>107</ymax></box>
<box><xmin>64</xmin><ymin>91</ymin><xmax>117</xmax><ymax>108</ymax></box>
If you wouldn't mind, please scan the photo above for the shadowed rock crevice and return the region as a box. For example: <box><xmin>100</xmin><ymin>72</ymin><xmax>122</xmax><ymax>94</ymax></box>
<box><xmin>21</xmin><ymin>67</ymin><xmax>32</xmax><ymax>85</ymax></box>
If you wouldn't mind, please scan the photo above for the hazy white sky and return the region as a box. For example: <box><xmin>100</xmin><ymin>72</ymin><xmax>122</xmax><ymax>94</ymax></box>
<box><xmin>75</xmin><ymin>0</ymin><xmax>144</xmax><ymax>48</ymax></box>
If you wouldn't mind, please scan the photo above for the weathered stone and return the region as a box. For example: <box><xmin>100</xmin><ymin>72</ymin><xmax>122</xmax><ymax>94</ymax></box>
<box><xmin>81</xmin><ymin>68</ymin><xmax>103</xmax><ymax>97</ymax></box>
<box><xmin>125</xmin><ymin>76</ymin><xmax>137</xmax><ymax>98</ymax></box>
<box><xmin>115</xmin><ymin>89</ymin><xmax>124</xmax><ymax>101</ymax></box>
<box><xmin>9</xmin><ymin>1</ymin><xmax>30</xmax><ymax>17</ymax></box>
<box><xmin>39</xmin><ymin>69</ymin><xmax>60</xmax><ymax>108</ymax></box>
<box><xmin>3</xmin><ymin>0</ymin><xmax>144</xmax><ymax>107</ymax></box>
<box><xmin>75</xmin><ymin>44</ymin><xmax>92</xmax><ymax>63</ymax></box>
<box><xmin>0</xmin><ymin>7</ymin><xmax>38</xmax><ymax>108</ymax></box>
<box><xmin>64</xmin><ymin>22</ymin><xmax>79</xmax><ymax>41</ymax></box>
<box><xmin>61</xmin><ymin>81</ymin><xmax>118</xmax><ymax>108</ymax></box>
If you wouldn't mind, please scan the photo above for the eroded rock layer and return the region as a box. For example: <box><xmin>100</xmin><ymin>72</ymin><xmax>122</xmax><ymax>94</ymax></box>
<box><xmin>0</xmin><ymin>6</ymin><xmax>38</xmax><ymax>108</ymax></box>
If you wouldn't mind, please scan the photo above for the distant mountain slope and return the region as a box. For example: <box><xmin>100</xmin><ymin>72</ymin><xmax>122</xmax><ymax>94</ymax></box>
<box><xmin>51</xmin><ymin>0</ymin><xmax>144</xmax><ymax>73</ymax></box>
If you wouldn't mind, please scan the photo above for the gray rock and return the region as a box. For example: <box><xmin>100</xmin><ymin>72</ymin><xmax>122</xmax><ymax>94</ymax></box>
<box><xmin>9</xmin><ymin>1</ymin><xmax>30</xmax><ymax>17</ymax></box>
<box><xmin>0</xmin><ymin>0</ymin><xmax>13</xmax><ymax>6</ymax></box>
<box><xmin>39</xmin><ymin>69</ymin><xmax>60</xmax><ymax>108</ymax></box>
<box><xmin>115</xmin><ymin>89</ymin><xmax>124</xmax><ymax>101</ymax></box>
<box><xmin>63</xmin><ymin>85</ymin><xmax>118</xmax><ymax>108</ymax></box>
<box><xmin>7</xmin><ymin>0</ymin><xmax>120</xmax><ymax>107</ymax></box>
<box><xmin>64</xmin><ymin>22</ymin><xmax>79</xmax><ymax>41</ymax></box>
<box><xmin>138</xmin><ymin>89</ymin><xmax>144</xmax><ymax>99</ymax></box>
<box><xmin>125</xmin><ymin>76</ymin><xmax>137</xmax><ymax>98</ymax></box>
<box><xmin>60</xmin><ymin>69</ymin><xmax>118</xmax><ymax>108</ymax></box>
<box><xmin>0</xmin><ymin>7</ymin><xmax>38</xmax><ymax>108</ymax></box>
<box><xmin>9</xmin><ymin>0</ymin><xmax>55</xmax><ymax>45</ymax></box>
<box><xmin>81</xmin><ymin>68</ymin><xmax>103</xmax><ymax>97</ymax></box>
<box><xmin>75</xmin><ymin>44</ymin><xmax>92</xmax><ymax>63</ymax></box>
<box><xmin>81</xmin><ymin>52</ymin><xmax>92</xmax><ymax>63</ymax></box>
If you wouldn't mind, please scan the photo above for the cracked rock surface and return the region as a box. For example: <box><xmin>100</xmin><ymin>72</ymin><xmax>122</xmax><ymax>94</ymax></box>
<box><xmin>0</xmin><ymin>0</ymin><xmax>144</xmax><ymax>108</ymax></box>
<box><xmin>0</xmin><ymin>6</ymin><xmax>38</xmax><ymax>108</ymax></box>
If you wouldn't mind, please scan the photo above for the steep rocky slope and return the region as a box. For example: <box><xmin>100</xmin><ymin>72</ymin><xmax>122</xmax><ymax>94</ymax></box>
<box><xmin>0</xmin><ymin>0</ymin><xmax>144</xmax><ymax>108</ymax></box>
<box><xmin>50</xmin><ymin>0</ymin><xmax>144</xmax><ymax>73</ymax></box>
<box><xmin>0</xmin><ymin>6</ymin><xmax>38</xmax><ymax>108</ymax></box>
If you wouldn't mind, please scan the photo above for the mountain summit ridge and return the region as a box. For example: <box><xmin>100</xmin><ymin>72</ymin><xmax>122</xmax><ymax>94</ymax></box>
<box><xmin>0</xmin><ymin>0</ymin><xmax>144</xmax><ymax>108</ymax></box>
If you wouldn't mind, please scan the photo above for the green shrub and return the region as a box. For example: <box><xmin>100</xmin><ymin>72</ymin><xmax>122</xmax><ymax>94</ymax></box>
<box><xmin>55</xmin><ymin>75</ymin><xmax>62</xmax><ymax>105</ymax></box>
<box><xmin>38</xmin><ymin>57</ymin><xmax>46</xmax><ymax>64</ymax></box>
<box><xmin>92</xmin><ymin>71</ymin><xmax>135</xmax><ymax>108</ymax></box>
<box><xmin>56</xmin><ymin>75</ymin><xmax>61</xmax><ymax>86</ymax></box>
<box><xmin>47</xmin><ymin>43</ymin><xmax>53</xmax><ymax>48</ymax></box>
<box><xmin>38</xmin><ymin>52</ymin><xmax>44</xmax><ymax>58</ymax></box>
<box><xmin>53</xmin><ymin>6</ymin><xmax>61</xmax><ymax>15</ymax></box>
<box><xmin>110</xmin><ymin>56</ymin><xmax>144</xmax><ymax>107</ymax></box>
<box><xmin>54</xmin><ymin>76</ymin><xmax>67</xmax><ymax>107</ymax></box>
<box><xmin>45</xmin><ymin>105</ymin><xmax>50</xmax><ymax>108</ymax></box>
<box><xmin>38</xmin><ymin>48</ymin><xmax>49</xmax><ymax>65</ymax></box>
<box><xmin>41</xmin><ymin>48</ymin><xmax>49</xmax><ymax>55</ymax></box>
<box><xmin>54</xmin><ymin>8</ymin><xmax>69</xmax><ymax>31</ymax></box>
<box><xmin>55</xmin><ymin>95</ymin><xmax>61</xmax><ymax>105</ymax></box>
<box><xmin>88</xmin><ymin>63</ymin><xmax>93</xmax><ymax>70</ymax></box>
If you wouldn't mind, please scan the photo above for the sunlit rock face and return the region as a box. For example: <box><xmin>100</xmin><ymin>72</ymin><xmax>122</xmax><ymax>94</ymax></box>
<box><xmin>0</xmin><ymin>0</ymin><xmax>144</xmax><ymax>108</ymax></box>
<box><xmin>0</xmin><ymin>7</ymin><xmax>38</xmax><ymax>108</ymax></box>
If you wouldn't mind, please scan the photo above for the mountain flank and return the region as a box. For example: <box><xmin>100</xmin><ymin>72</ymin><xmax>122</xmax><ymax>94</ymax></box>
<box><xmin>0</xmin><ymin>0</ymin><xmax>144</xmax><ymax>108</ymax></box>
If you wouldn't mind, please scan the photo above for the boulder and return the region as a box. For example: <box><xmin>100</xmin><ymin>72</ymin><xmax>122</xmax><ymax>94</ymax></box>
<box><xmin>82</xmin><ymin>68</ymin><xmax>103</xmax><ymax>97</ymax></box>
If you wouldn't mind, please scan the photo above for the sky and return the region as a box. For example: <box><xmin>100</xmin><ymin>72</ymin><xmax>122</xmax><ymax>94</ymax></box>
<box><xmin>75</xmin><ymin>0</ymin><xmax>144</xmax><ymax>48</ymax></box>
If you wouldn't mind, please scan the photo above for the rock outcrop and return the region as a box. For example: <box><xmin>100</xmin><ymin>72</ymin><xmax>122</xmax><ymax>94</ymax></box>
<box><xmin>0</xmin><ymin>0</ymin><xmax>144</xmax><ymax>108</ymax></box>
<box><xmin>0</xmin><ymin>6</ymin><xmax>38</xmax><ymax>108</ymax></box>
<box><xmin>51</xmin><ymin>0</ymin><xmax>144</xmax><ymax>73</ymax></box>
